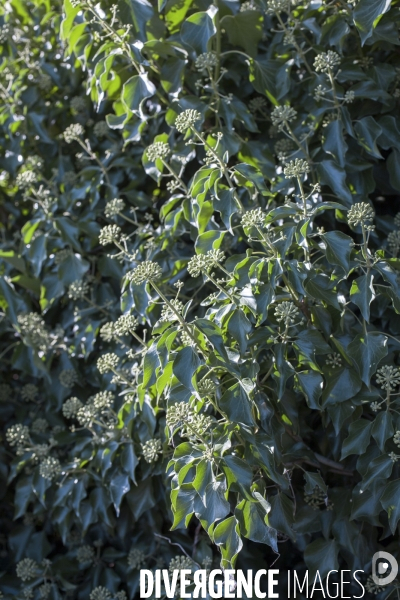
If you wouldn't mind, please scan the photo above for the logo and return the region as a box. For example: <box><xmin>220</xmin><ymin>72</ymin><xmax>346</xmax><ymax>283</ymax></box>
<box><xmin>372</xmin><ymin>551</ymin><xmax>398</xmax><ymax>586</ymax></box>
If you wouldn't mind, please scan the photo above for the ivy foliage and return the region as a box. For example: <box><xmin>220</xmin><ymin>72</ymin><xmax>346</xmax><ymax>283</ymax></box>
<box><xmin>1</xmin><ymin>0</ymin><xmax>400</xmax><ymax>598</ymax></box>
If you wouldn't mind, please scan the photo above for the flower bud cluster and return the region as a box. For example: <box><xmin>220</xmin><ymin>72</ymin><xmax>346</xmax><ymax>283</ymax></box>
<box><xmin>99</xmin><ymin>224</ymin><xmax>122</xmax><ymax>245</ymax></box>
<box><xmin>6</xmin><ymin>423</ymin><xmax>30</xmax><ymax>448</ymax></box>
<box><xmin>16</xmin><ymin>558</ymin><xmax>38</xmax><ymax>582</ymax></box>
<box><xmin>142</xmin><ymin>439</ymin><xmax>162</xmax><ymax>463</ymax></box>
<box><xmin>160</xmin><ymin>299</ymin><xmax>184</xmax><ymax>322</ymax></box>
<box><xmin>39</xmin><ymin>456</ymin><xmax>61</xmax><ymax>480</ymax></box>
<box><xmin>187</xmin><ymin>249</ymin><xmax>225</xmax><ymax>277</ymax></box>
<box><xmin>284</xmin><ymin>158</ymin><xmax>310</xmax><ymax>178</ymax></box>
<box><xmin>16</xmin><ymin>170</ymin><xmax>38</xmax><ymax>189</ymax></box>
<box><xmin>94</xmin><ymin>120</ymin><xmax>109</xmax><ymax>138</ymax></box>
<box><xmin>17</xmin><ymin>313</ymin><xmax>51</xmax><ymax>350</ymax></box>
<box><xmin>76</xmin><ymin>545</ymin><xmax>95</xmax><ymax>565</ymax></box>
<box><xmin>104</xmin><ymin>198</ymin><xmax>125</xmax><ymax>218</ymax></box>
<box><xmin>20</xmin><ymin>384</ymin><xmax>38</xmax><ymax>402</ymax></box>
<box><xmin>314</xmin><ymin>51</ymin><xmax>341</xmax><ymax>73</ymax></box>
<box><xmin>146</xmin><ymin>142</ymin><xmax>170</xmax><ymax>162</ymax></box>
<box><xmin>114</xmin><ymin>314</ymin><xmax>138</xmax><ymax>335</ymax></box>
<box><xmin>271</xmin><ymin>105</ymin><xmax>297</xmax><ymax>131</ymax></box>
<box><xmin>175</xmin><ymin>110</ymin><xmax>201</xmax><ymax>133</ymax></box>
<box><xmin>62</xmin><ymin>397</ymin><xmax>83</xmax><ymax>418</ymax></box>
<box><xmin>97</xmin><ymin>353</ymin><xmax>119</xmax><ymax>374</ymax></box>
<box><xmin>126</xmin><ymin>261</ymin><xmax>162</xmax><ymax>284</ymax></box>
<box><xmin>376</xmin><ymin>365</ymin><xmax>400</xmax><ymax>391</ymax></box>
<box><xmin>195</xmin><ymin>52</ymin><xmax>218</xmax><ymax>72</ymax></box>
<box><xmin>63</xmin><ymin>123</ymin><xmax>84</xmax><ymax>143</ymax></box>
<box><xmin>274</xmin><ymin>301</ymin><xmax>299</xmax><ymax>325</ymax></box>
<box><xmin>128</xmin><ymin>548</ymin><xmax>146</xmax><ymax>569</ymax></box>
<box><xmin>241</xmin><ymin>208</ymin><xmax>266</xmax><ymax>229</ymax></box>
<box><xmin>59</xmin><ymin>369</ymin><xmax>78</xmax><ymax>388</ymax></box>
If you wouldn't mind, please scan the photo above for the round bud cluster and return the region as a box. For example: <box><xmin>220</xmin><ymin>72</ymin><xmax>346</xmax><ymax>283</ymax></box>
<box><xmin>104</xmin><ymin>198</ymin><xmax>125</xmax><ymax>218</ymax></box>
<box><xmin>62</xmin><ymin>397</ymin><xmax>83</xmax><ymax>419</ymax></box>
<box><xmin>59</xmin><ymin>369</ymin><xmax>78</xmax><ymax>388</ymax></box>
<box><xmin>37</xmin><ymin>73</ymin><xmax>52</xmax><ymax>91</ymax></box>
<box><xmin>241</xmin><ymin>208</ymin><xmax>266</xmax><ymax>229</ymax></box>
<box><xmin>265</xmin><ymin>0</ymin><xmax>290</xmax><ymax>14</ymax></box>
<box><xmin>394</xmin><ymin>431</ymin><xmax>400</xmax><ymax>447</ymax></box>
<box><xmin>126</xmin><ymin>261</ymin><xmax>162</xmax><ymax>285</ymax></box>
<box><xmin>68</xmin><ymin>280</ymin><xmax>90</xmax><ymax>301</ymax></box>
<box><xmin>76</xmin><ymin>545</ymin><xmax>95</xmax><ymax>564</ymax></box>
<box><xmin>249</xmin><ymin>97</ymin><xmax>267</xmax><ymax>113</ymax></box>
<box><xmin>169</xmin><ymin>556</ymin><xmax>193</xmax><ymax>573</ymax></box>
<box><xmin>304</xmin><ymin>486</ymin><xmax>327</xmax><ymax>510</ymax></box>
<box><xmin>325</xmin><ymin>353</ymin><xmax>342</xmax><ymax>368</ymax></box>
<box><xmin>39</xmin><ymin>582</ymin><xmax>51</xmax><ymax>599</ymax></box>
<box><xmin>187</xmin><ymin>249</ymin><xmax>225</xmax><ymax>277</ymax></box>
<box><xmin>99</xmin><ymin>224</ymin><xmax>122</xmax><ymax>246</ymax></box>
<box><xmin>63</xmin><ymin>123</ymin><xmax>84</xmax><ymax>143</ymax></box>
<box><xmin>146</xmin><ymin>142</ymin><xmax>170</xmax><ymax>162</ymax></box>
<box><xmin>166</xmin><ymin>402</ymin><xmax>192</xmax><ymax>428</ymax></box>
<box><xmin>197</xmin><ymin>378</ymin><xmax>216</xmax><ymax>397</ymax></box>
<box><xmin>128</xmin><ymin>548</ymin><xmax>146</xmax><ymax>569</ymax></box>
<box><xmin>142</xmin><ymin>439</ymin><xmax>162</xmax><ymax>463</ymax></box>
<box><xmin>16</xmin><ymin>558</ymin><xmax>38</xmax><ymax>582</ymax></box>
<box><xmin>343</xmin><ymin>90</ymin><xmax>355</xmax><ymax>104</ymax></box>
<box><xmin>195</xmin><ymin>52</ymin><xmax>218</xmax><ymax>72</ymax></box>
<box><xmin>20</xmin><ymin>383</ymin><xmax>39</xmax><ymax>402</ymax></box>
<box><xmin>62</xmin><ymin>171</ymin><xmax>76</xmax><ymax>185</ymax></box>
<box><xmin>181</xmin><ymin>413</ymin><xmax>213</xmax><ymax>438</ymax></box>
<box><xmin>100</xmin><ymin>322</ymin><xmax>117</xmax><ymax>342</ymax></box>
<box><xmin>39</xmin><ymin>456</ymin><xmax>61</xmax><ymax>480</ymax></box>
<box><xmin>394</xmin><ymin>213</ymin><xmax>400</xmax><ymax>228</ymax></box>
<box><xmin>274</xmin><ymin>301</ymin><xmax>299</xmax><ymax>325</ymax></box>
<box><xmin>175</xmin><ymin>109</ymin><xmax>201</xmax><ymax>133</ymax></box>
<box><xmin>284</xmin><ymin>158</ymin><xmax>310</xmax><ymax>178</ymax></box>
<box><xmin>91</xmin><ymin>391</ymin><xmax>114</xmax><ymax>410</ymax></box>
<box><xmin>6</xmin><ymin>423</ymin><xmax>30</xmax><ymax>447</ymax></box>
<box><xmin>314</xmin><ymin>50</ymin><xmax>341</xmax><ymax>73</ymax></box>
<box><xmin>365</xmin><ymin>574</ymin><xmax>384</xmax><ymax>595</ymax></box>
<box><xmin>97</xmin><ymin>353</ymin><xmax>119</xmax><ymax>374</ymax></box>
<box><xmin>94</xmin><ymin>120</ymin><xmax>109</xmax><ymax>138</ymax></box>
<box><xmin>240</xmin><ymin>1</ymin><xmax>257</xmax><ymax>10</ymax></box>
<box><xmin>89</xmin><ymin>587</ymin><xmax>112</xmax><ymax>600</ymax></box>
<box><xmin>161</xmin><ymin>299</ymin><xmax>184</xmax><ymax>322</ymax></box>
<box><xmin>54</xmin><ymin>249</ymin><xmax>73</xmax><ymax>264</ymax></box>
<box><xmin>114</xmin><ymin>314</ymin><xmax>138</xmax><ymax>335</ymax></box>
<box><xmin>370</xmin><ymin>401</ymin><xmax>380</xmax><ymax>413</ymax></box>
<box><xmin>389</xmin><ymin>451</ymin><xmax>398</xmax><ymax>463</ymax></box>
<box><xmin>376</xmin><ymin>365</ymin><xmax>400</xmax><ymax>391</ymax></box>
<box><xmin>71</xmin><ymin>96</ymin><xmax>86</xmax><ymax>112</ymax></box>
<box><xmin>16</xmin><ymin>170</ymin><xmax>38</xmax><ymax>189</ymax></box>
<box><xmin>347</xmin><ymin>202</ymin><xmax>375</xmax><ymax>230</ymax></box>
<box><xmin>387</xmin><ymin>230</ymin><xmax>400</xmax><ymax>255</ymax></box>
<box><xmin>76</xmin><ymin>404</ymin><xmax>97</xmax><ymax>427</ymax></box>
<box><xmin>181</xmin><ymin>330</ymin><xmax>197</xmax><ymax>348</ymax></box>
<box><xmin>271</xmin><ymin>105</ymin><xmax>297</xmax><ymax>131</ymax></box>
<box><xmin>17</xmin><ymin>313</ymin><xmax>51</xmax><ymax>351</ymax></box>
<box><xmin>274</xmin><ymin>138</ymin><xmax>294</xmax><ymax>160</ymax></box>
<box><xmin>31</xmin><ymin>418</ymin><xmax>48</xmax><ymax>433</ymax></box>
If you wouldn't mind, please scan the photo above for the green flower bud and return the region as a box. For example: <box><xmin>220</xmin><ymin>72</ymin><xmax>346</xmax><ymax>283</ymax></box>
<box><xmin>175</xmin><ymin>109</ymin><xmax>201</xmax><ymax>133</ymax></box>
<box><xmin>16</xmin><ymin>558</ymin><xmax>39</xmax><ymax>582</ymax></box>
<box><xmin>126</xmin><ymin>261</ymin><xmax>162</xmax><ymax>285</ymax></box>
<box><xmin>63</xmin><ymin>123</ymin><xmax>84</xmax><ymax>143</ymax></box>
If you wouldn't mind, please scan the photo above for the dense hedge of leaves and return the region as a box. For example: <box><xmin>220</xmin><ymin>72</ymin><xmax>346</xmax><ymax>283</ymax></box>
<box><xmin>2</xmin><ymin>0</ymin><xmax>400</xmax><ymax>598</ymax></box>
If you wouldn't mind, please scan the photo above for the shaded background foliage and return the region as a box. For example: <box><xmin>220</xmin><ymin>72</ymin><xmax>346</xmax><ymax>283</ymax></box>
<box><xmin>1</xmin><ymin>0</ymin><xmax>400</xmax><ymax>598</ymax></box>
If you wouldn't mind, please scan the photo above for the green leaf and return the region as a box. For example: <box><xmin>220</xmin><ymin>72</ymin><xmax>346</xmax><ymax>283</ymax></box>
<box><xmin>235</xmin><ymin>499</ymin><xmax>278</xmax><ymax>552</ymax></box>
<box><xmin>197</xmin><ymin>481</ymin><xmax>230</xmax><ymax>530</ymax></box>
<box><xmin>347</xmin><ymin>332</ymin><xmax>387</xmax><ymax>386</ymax></box>
<box><xmin>304</xmin><ymin>539</ymin><xmax>339</xmax><ymax>580</ymax></box>
<box><xmin>361</xmin><ymin>454</ymin><xmax>393</xmax><ymax>491</ymax></box>
<box><xmin>304</xmin><ymin>472</ymin><xmax>327</xmax><ymax>495</ymax></box>
<box><xmin>316</xmin><ymin>160</ymin><xmax>352</xmax><ymax>207</ymax></box>
<box><xmin>219</xmin><ymin>383</ymin><xmax>255</xmax><ymax>427</ymax></box>
<box><xmin>323</xmin><ymin>120</ymin><xmax>348</xmax><ymax>168</ymax></box>
<box><xmin>227</xmin><ymin>309</ymin><xmax>251</xmax><ymax>356</ymax></box>
<box><xmin>214</xmin><ymin>188</ymin><xmax>238</xmax><ymax>233</ymax></box>
<box><xmin>173</xmin><ymin>346</ymin><xmax>201</xmax><ymax>390</ymax></box>
<box><xmin>380</xmin><ymin>479</ymin><xmax>400</xmax><ymax>533</ymax></box>
<box><xmin>321</xmin><ymin>231</ymin><xmax>353</xmax><ymax>273</ymax></box>
<box><xmin>354</xmin><ymin>117</ymin><xmax>382</xmax><ymax>158</ymax></box>
<box><xmin>221</xmin><ymin>12</ymin><xmax>263</xmax><ymax>58</ymax></box>
<box><xmin>341</xmin><ymin>419</ymin><xmax>372</xmax><ymax>459</ymax></box>
<box><xmin>321</xmin><ymin>368</ymin><xmax>362</xmax><ymax>407</ymax></box>
<box><xmin>372</xmin><ymin>411</ymin><xmax>393</xmax><ymax>453</ymax></box>
<box><xmin>350</xmin><ymin>274</ymin><xmax>375</xmax><ymax>322</ymax></box>
<box><xmin>269</xmin><ymin>493</ymin><xmax>295</xmax><ymax>541</ymax></box>
<box><xmin>194</xmin><ymin>318</ymin><xmax>230</xmax><ymax>363</ymax></box>
<box><xmin>143</xmin><ymin>343</ymin><xmax>161</xmax><ymax>387</ymax></box>
<box><xmin>297</xmin><ymin>371</ymin><xmax>323</xmax><ymax>410</ymax></box>
<box><xmin>305</xmin><ymin>274</ymin><xmax>340</xmax><ymax>309</ymax></box>
<box><xmin>222</xmin><ymin>455</ymin><xmax>253</xmax><ymax>499</ymax></box>
<box><xmin>180</xmin><ymin>11</ymin><xmax>216</xmax><ymax>54</ymax></box>
<box><xmin>109</xmin><ymin>473</ymin><xmax>130</xmax><ymax>516</ymax></box>
<box><xmin>354</xmin><ymin>0</ymin><xmax>392</xmax><ymax>45</ymax></box>
<box><xmin>120</xmin><ymin>444</ymin><xmax>139</xmax><ymax>484</ymax></box>
<box><xmin>248</xmin><ymin>59</ymin><xmax>289</xmax><ymax>104</ymax></box>
<box><xmin>122</xmin><ymin>74</ymin><xmax>156</xmax><ymax>117</ymax></box>
<box><xmin>387</xmin><ymin>149</ymin><xmax>400</xmax><ymax>192</ymax></box>
<box><xmin>213</xmin><ymin>517</ymin><xmax>243</xmax><ymax>569</ymax></box>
